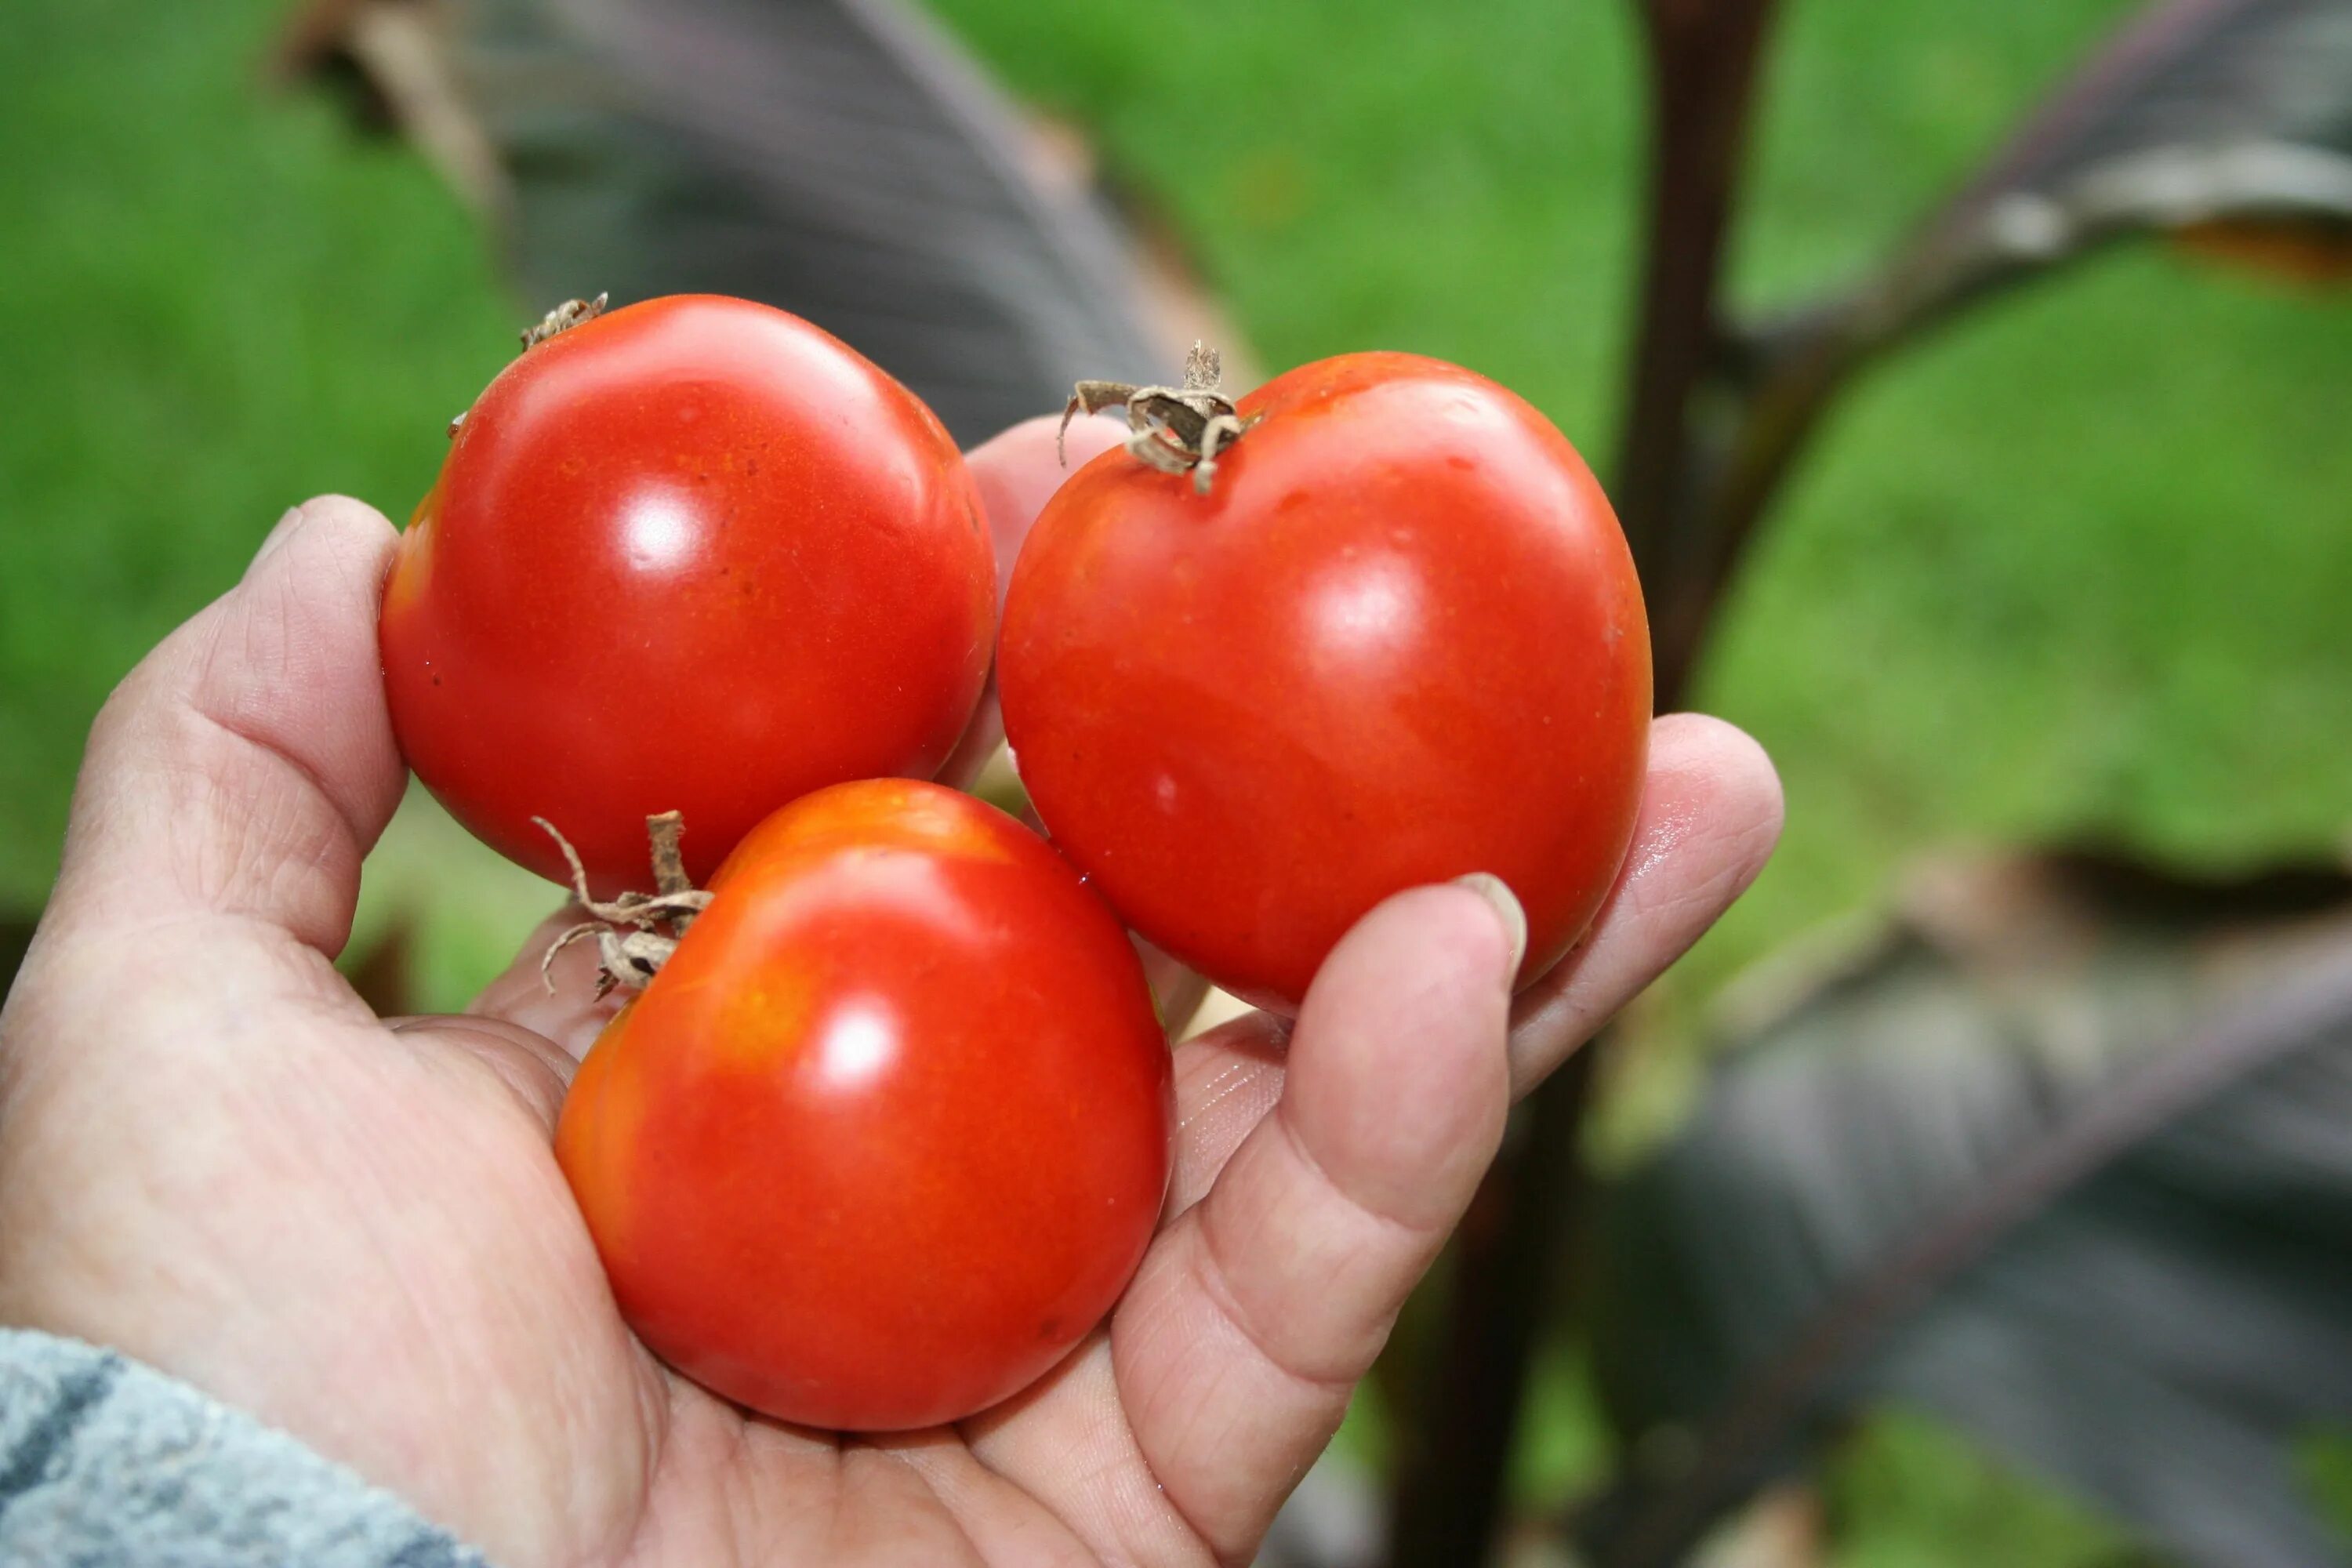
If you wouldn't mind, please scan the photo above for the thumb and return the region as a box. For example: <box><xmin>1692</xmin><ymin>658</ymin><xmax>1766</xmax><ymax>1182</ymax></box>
<box><xmin>45</xmin><ymin>497</ymin><xmax>406</xmax><ymax>956</ymax></box>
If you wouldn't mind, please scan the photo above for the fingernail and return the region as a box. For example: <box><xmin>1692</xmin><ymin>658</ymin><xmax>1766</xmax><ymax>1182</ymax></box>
<box><xmin>1452</xmin><ymin>872</ymin><xmax>1527</xmax><ymax>983</ymax></box>
<box><xmin>247</xmin><ymin>505</ymin><xmax>310</xmax><ymax>577</ymax></box>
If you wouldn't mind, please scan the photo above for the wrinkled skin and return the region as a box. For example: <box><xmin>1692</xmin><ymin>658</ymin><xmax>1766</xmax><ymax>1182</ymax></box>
<box><xmin>0</xmin><ymin>416</ymin><xmax>1783</xmax><ymax>1568</ymax></box>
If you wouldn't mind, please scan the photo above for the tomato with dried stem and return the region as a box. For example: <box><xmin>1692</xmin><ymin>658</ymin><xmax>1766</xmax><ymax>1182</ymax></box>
<box><xmin>381</xmin><ymin>294</ymin><xmax>996</xmax><ymax>895</ymax></box>
<box><xmin>554</xmin><ymin>780</ymin><xmax>1173</xmax><ymax>1431</ymax></box>
<box><xmin>1000</xmin><ymin>350</ymin><xmax>1651</xmax><ymax>1014</ymax></box>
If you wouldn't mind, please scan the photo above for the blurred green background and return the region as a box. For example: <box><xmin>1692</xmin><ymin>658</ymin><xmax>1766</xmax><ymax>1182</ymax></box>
<box><xmin>3</xmin><ymin>0</ymin><xmax>2347</xmax><ymax>1561</ymax></box>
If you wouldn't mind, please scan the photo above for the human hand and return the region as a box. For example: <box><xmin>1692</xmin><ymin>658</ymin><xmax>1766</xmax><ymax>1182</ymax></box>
<box><xmin>0</xmin><ymin>419</ymin><xmax>1781</xmax><ymax>1566</ymax></box>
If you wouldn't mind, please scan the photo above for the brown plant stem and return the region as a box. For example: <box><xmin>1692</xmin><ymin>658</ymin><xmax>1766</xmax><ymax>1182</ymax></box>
<box><xmin>1614</xmin><ymin>0</ymin><xmax>1784</xmax><ymax>709</ymax></box>
<box><xmin>1381</xmin><ymin>5</ymin><xmax>1782</xmax><ymax>1563</ymax></box>
<box><xmin>1385</xmin><ymin>1047</ymin><xmax>1596</xmax><ymax>1566</ymax></box>
<box><xmin>647</xmin><ymin>809</ymin><xmax>696</xmax><ymax>931</ymax></box>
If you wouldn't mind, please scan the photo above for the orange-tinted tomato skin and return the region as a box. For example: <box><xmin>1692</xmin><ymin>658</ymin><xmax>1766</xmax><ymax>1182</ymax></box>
<box><xmin>999</xmin><ymin>352</ymin><xmax>1652</xmax><ymax>1013</ymax></box>
<box><xmin>554</xmin><ymin>779</ymin><xmax>1173</xmax><ymax>1432</ymax></box>
<box><xmin>380</xmin><ymin>296</ymin><xmax>996</xmax><ymax>895</ymax></box>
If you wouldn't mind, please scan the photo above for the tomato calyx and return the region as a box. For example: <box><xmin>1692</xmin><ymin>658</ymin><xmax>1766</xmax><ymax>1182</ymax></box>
<box><xmin>446</xmin><ymin>292</ymin><xmax>615</xmax><ymax>439</ymax></box>
<box><xmin>521</xmin><ymin>291</ymin><xmax>610</xmax><ymax>351</ymax></box>
<box><xmin>1060</xmin><ymin>340</ymin><xmax>1260</xmax><ymax>495</ymax></box>
<box><xmin>536</xmin><ymin>809</ymin><xmax>713</xmax><ymax>998</ymax></box>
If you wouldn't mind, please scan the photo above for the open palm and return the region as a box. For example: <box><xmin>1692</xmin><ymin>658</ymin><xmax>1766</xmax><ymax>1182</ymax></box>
<box><xmin>0</xmin><ymin>424</ymin><xmax>1780</xmax><ymax>1567</ymax></box>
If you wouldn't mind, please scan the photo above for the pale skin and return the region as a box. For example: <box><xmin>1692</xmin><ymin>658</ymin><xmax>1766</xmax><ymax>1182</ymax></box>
<box><xmin>0</xmin><ymin>415</ymin><xmax>1784</xmax><ymax>1568</ymax></box>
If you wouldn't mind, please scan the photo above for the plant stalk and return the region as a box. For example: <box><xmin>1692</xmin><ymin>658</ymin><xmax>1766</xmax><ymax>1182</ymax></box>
<box><xmin>1384</xmin><ymin>1048</ymin><xmax>1596</xmax><ymax>1565</ymax></box>
<box><xmin>1615</xmin><ymin>0</ymin><xmax>1783</xmax><ymax>710</ymax></box>
<box><xmin>1380</xmin><ymin>5</ymin><xmax>1780</xmax><ymax>1561</ymax></box>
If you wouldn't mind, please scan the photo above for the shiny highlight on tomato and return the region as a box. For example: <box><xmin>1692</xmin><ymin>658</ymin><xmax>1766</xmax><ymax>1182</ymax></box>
<box><xmin>381</xmin><ymin>295</ymin><xmax>996</xmax><ymax>895</ymax></box>
<box><xmin>555</xmin><ymin>780</ymin><xmax>1174</xmax><ymax>1431</ymax></box>
<box><xmin>1000</xmin><ymin>351</ymin><xmax>1651</xmax><ymax>1012</ymax></box>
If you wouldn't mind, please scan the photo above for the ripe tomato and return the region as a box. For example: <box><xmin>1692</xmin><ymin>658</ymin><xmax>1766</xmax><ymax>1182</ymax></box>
<box><xmin>554</xmin><ymin>779</ymin><xmax>1173</xmax><ymax>1431</ymax></box>
<box><xmin>999</xmin><ymin>351</ymin><xmax>1651</xmax><ymax>1013</ymax></box>
<box><xmin>381</xmin><ymin>295</ymin><xmax>996</xmax><ymax>895</ymax></box>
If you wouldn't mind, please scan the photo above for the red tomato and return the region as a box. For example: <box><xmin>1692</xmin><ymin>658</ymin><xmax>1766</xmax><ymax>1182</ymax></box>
<box><xmin>380</xmin><ymin>295</ymin><xmax>996</xmax><ymax>895</ymax></box>
<box><xmin>554</xmin><ymin>779</ymin><xmax>1173</xmax><ymax>1431</ymax></box>
<box><xmin>999</xmin><ymin>351</ymin><xmax>1651</xmax><ymax>1013</ymax></box>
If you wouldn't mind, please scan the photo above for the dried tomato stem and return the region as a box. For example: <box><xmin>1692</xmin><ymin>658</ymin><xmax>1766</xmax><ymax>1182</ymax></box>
<box><xmin>1058</xmin><ymin>340</ymin><xmax>1258</xmax><ymax>495</ymax></box>
<box><xmin>647</xmin><ymin>810</ymin><xmax>696</xmax><ymax>932</ymax></box>
<box><xmin>521</xmin><ymin>292</ymin><xmax>608</xmax><ymax>350</ymax></box>
<box><xmin>532</xmin><ymin>812</ymin><xmax>711</xmax><ymax>997</ymax></box>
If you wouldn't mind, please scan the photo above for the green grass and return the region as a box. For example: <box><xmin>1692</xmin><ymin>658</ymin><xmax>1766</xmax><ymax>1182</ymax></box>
<box><xmin>0</xmin><ymin>0</ymin><xmax>517</xmax><ymax>908</ymax></box>
<box><xmin>2300</xmin><ymin>1427</ymin><xmax>2352</xmax><ymax>1553</ymax></box>
<box><xmin>5</xmin><ymin>0</ymin><xmax>2349</xmax><ymax>1560</ymax></box>
<box><xmin>0</xmin><ymin>0</ymin><xmax>550</xmax><ymax>997</ymax></box>
<box><xmin>1824</xmin><ymin>1411</ymin><xmax>2155</xmax><ymax>1568</ymax></box>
